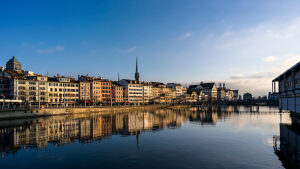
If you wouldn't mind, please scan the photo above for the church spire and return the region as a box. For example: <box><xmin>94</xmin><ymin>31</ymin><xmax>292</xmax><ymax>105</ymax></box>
<box><xmin>118</xmin><ymin>72</ymin><xmax>120</xmax><ymax>81</ymax></box>
<box><xmin>135</xmin><ymin>56</ymin><xmax>140</xmax><ymax>81</ymax></box>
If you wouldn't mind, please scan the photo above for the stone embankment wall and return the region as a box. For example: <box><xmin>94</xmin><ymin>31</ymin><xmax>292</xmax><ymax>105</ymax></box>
<box><xmin>0</xmin><ymin>104</ymin><xmax>189</xmax><ymax>120</ymax></box>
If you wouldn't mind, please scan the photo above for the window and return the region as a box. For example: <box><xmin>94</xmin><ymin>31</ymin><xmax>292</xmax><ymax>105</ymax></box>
<box><xmin>18</xmin><ymin>86</ymin><xmax>26</xmax><ymax>90</ymax></box>
<box><xmin>29</xmin><ymin>97</ymin><xmax>36</xmax><ymax>101</ymax></box>
<box><xmin>18</xmin><ymin>91</ymin><xmax>25</xmax><ymax>95</ymax></box>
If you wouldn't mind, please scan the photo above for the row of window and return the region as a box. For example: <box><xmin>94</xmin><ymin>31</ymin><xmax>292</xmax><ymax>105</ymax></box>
<box><xmin>19</xmin><ymin>96</ymin><xmax>46</xmax><ymax>101</ymax></box>
<box><xmin>102</xmin><ymin>82</ymin><xmax>110</xmax><ymax>86</ymax></box>
<box><xmin>0</xmin><ymin>85</ymin><xmax>9</xmax><ymax>89</ymax></box>
<box><xmin>18</xmin><ymin>81</ymin><xmax>46</xmax><ymax>85</ymax></box>
<box><xmin>49</xmin><ymin>83</ymin><xmax>78</xmax><ymax>87</ymax></box>
<box><xmin>18</xmin><ymin>86</ymin><xmax>37</xmax><ymax>90</ymax></box>
<box><xmin>129</xmin><ymin>85</ymin><xmax>142</xmax><ymax>88</ymax></box>
<box><xmin>18</xmin><ymin>91</ymin><xmax>46</xmax><ymax>95</ymax></box>
<box><xmin>92</xmin><ymin>82</ymin><xmax>110</xmax><ymax>86</ymax></box>
<box><xmin>129</xmin><ymin>89</ymin><xmax>142</xmax><ymax>91</ymax></box>
<box><xmin>49</xmin><ymin>93</ymin><xmax>78</xmax><ymax>97</ymax></box>
<box><xmin>129</xmin><ymin>92</ymin><xmax>142</xmax><ymax>95</ymax></box>
<box><xmin>283</xmin><ymin>79</ymin><xmax>300</xmax><ymax>88</ymax></box>
<box><xmin>50</xmin><ymin>99</ymin><xmax>78</xmax><ymax>102</ymax></box>
<box><xmin>128</xmin><ymin>95</ymin><xmax>143</xmax><ymax>98</ymax></box>
<box><xmin>50</xmin><ymin>88</ymin><xmax>79</xmax><ymax>92</ymax></box>
<box><xmin>0</xmin><ymin>79</ymin><xmax>9</xmax><ymax>83</ymax></box>
<box><xmin>129</xmin><ymin>99</ymin><xmax>143</xmax><ymax>101</ymax></box>
<box><xmin>80</xmin><ymin>87</ymin><xmax>89</xmax><ymax>90</ymax></box>
<box><xmin>114</xmin><ymin>96</ymin><xmax>123</xmax><ymax>98</ymax></box>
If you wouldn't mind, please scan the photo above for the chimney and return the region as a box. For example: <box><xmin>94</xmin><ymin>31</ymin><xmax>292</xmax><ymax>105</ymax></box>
<box><xmin>223</xmin><ymin>83</ymin><xmax>225</xmax><ymax>89</ymax></box>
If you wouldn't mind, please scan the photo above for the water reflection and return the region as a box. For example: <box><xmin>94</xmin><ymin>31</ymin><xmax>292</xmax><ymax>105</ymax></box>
<box><xmin>0</xmin><ymin>105</ymin><xmax>295</xmax><ymax>169</ymax></box>
<box><xmin>0</xmin><ymin>109</ymin><xmax>189</xmax><ymax>156</ymax></box>
<box><xmin>0</xmin><ymin>105</ymin><xmax>284</xmax><ymax>158</ymax></box>
<box><xmin>274</xmin><ymin>122</ymin><xmax>300</xmax><ymax>169</ymax></box>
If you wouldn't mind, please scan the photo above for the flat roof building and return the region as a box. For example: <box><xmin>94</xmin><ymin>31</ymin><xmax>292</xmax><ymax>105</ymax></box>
<box><xmin>273</xmin><ymin>61</ymin><xmax>300</xmax><ymax>113</ymax></box>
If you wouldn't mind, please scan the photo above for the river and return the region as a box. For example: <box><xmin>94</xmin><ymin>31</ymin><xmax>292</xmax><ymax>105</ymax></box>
<box><xmin>0</xmin><ymin>106</ymin><xmax>298</xmax><ymax>169</ymax></box>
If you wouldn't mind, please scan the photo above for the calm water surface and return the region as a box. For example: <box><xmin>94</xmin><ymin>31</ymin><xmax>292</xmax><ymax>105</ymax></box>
<box><xmin>0</xmin><ymin>106</ymin><xmax>298</xmax><ymax>169</ymax></box>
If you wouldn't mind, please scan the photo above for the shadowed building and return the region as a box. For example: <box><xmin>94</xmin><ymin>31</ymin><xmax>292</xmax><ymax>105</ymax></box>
<box><xmin>273</xmin><ymin>61</ymin><xmax>300</xmax><ymax>113</ymax></box>
<box><xmin>243</xmin><ymin>93</ymin><xmax>252</xmax><ymax>101</ymax></box>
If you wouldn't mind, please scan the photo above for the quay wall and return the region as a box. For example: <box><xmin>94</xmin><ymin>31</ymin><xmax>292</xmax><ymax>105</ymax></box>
<box><xmin>0</xmin><ymin>104</ymin><xmax>189</xmax><ymax>120</ymax></box>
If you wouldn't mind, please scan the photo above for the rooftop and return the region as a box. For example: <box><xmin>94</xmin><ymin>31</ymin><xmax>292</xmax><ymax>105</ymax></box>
<box><xmin>273</xmin><ymin>60</ymin><xmax>300</xmax><ymax>81</ymax></box>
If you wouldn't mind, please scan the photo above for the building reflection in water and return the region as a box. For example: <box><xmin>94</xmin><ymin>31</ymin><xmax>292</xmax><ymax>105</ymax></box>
<box><xmin>274</xmin><ymin>122</ymin><xmax>300</xmax><ymax>169</ymax></box>
<box><xmin>0</xmin><ymin>105</ymin><xmax>276</xmax><ymax>158</ymax></box>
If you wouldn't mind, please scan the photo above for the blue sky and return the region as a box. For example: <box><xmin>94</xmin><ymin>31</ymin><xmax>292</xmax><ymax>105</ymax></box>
<box><xmin>1</xmin><ymin>0</ymin><xmax>300</xmax><ymax>96</ymax></box>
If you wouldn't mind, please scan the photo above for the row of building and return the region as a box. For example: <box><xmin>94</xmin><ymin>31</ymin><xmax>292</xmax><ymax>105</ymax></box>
<box><xmin>0</xmin><ymin>56</ymin><xmax>189</xmax><ymax>105</ymax></box>
<box><xmin>0</xmin><ymin>56</ymin><xmax>240</xmax><ymax>106</ymax></box>
<box><xmin>186</xmin><ymin>82</ymin><xmax>240</xmax><ymax>102</ymax></box>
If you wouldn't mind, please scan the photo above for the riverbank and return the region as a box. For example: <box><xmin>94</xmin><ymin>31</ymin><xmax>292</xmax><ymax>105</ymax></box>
<box><xmin>0</xmin><ymin>104</ymin><xmax>190</xmax><ymax>120</ymax></box>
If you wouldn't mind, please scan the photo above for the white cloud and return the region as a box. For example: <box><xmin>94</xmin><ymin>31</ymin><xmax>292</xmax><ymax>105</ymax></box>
<box><xmin>262</xmin><ymin>56</ymin><xmax>277</xmax><ymax>62</ymax></box>
<box><xmin>230</xmin><ymin>74</ymin><xmax>244</xmax><ymax>79</ymax></box>
<box><xmin>128</xmin><ymin>46</ymin><xmax>136</xmax><ymax>52</ymax></box>
<box><xmin>37</xmin><ymin>46</ymin><xmax>65</xmax><ymax>54</ymax></box>
<box><xmin>179</xmin><ymin>32</ymin><xmax>193</xmax><ymax>39</ymax></box>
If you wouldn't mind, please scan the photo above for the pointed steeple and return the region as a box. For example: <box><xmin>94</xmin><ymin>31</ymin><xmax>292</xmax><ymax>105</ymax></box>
<box><xmin>118</xmin><ymin>72</ymin><xmax>120</xmax><ymax>81</ymax></box>
<box><xmin>135</xmin><ymin>56</ymin><xmax>140</xmax><ymax>81</ymax></box>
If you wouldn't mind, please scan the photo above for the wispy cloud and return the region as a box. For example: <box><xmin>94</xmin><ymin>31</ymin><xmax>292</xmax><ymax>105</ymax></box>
<box><xmin>128</xmin><ymin>46</ymin><xmax>136</xmax><ymax>52</ymax></box>
<box><xmin>230</xmin><ymin>72</ymin><xmax>276</xmax><ymax>80</ymax></box>
<box><xmin>262</xmin><ymin>56</ymin><xmax>277</xmax><ymax>62</ymax></box>
<box><xmin>179</xmin><ymin>32</ymin><xmax>193</xmax><ymax>39</ymax></box>
<box><xmin>37</xmin><ymin>45</ymin><xmax>64</xmax><ymax>54</ymax></box>
<box><xmin>230</xmin><ymin>74</ymin><xmax>244</xmax><ymax>79</ymax></box>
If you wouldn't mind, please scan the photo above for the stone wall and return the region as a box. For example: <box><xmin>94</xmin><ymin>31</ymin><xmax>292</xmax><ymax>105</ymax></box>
<box><xmin>0</xmin><ymin>105</ymin><xmax>189</xmax><ymax>120</ymax></box>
